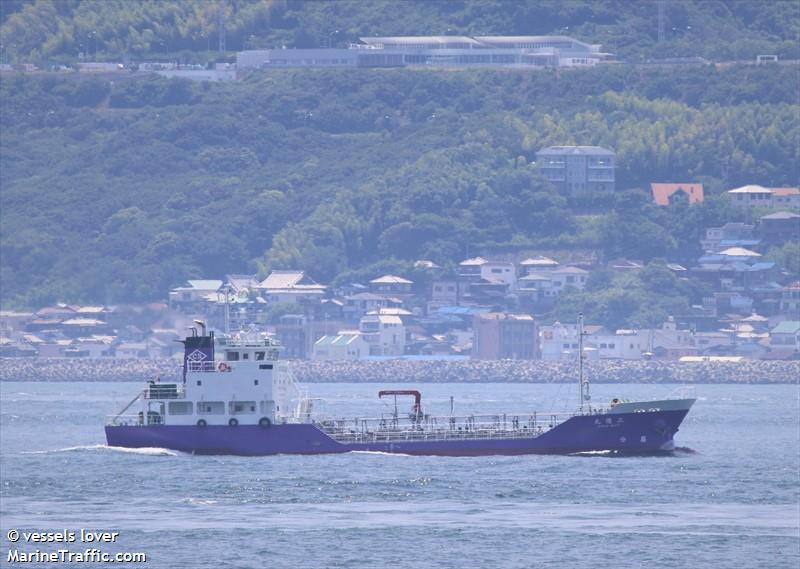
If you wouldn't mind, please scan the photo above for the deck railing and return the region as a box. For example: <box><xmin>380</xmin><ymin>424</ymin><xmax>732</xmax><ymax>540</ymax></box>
<box><xmin>187</xmin><ymin>361</ymin><xmax>217</xmax><ymax>373</ymax></box>
<box><xmin>106</xmin><ymin>413</ymin><xmax>161</xmax><ymax>427</ymax></box>
<box><xmin>316</xmin><ymin>412</ymin><xmax>576</xmax><ymax>444</ymax></box>
<box><xmin>143</xmin><ymin>384</ymin><xmax>186</xmax><ymax>399</ymax></box>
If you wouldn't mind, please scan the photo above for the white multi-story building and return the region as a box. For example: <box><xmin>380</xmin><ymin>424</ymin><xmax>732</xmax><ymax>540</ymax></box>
<box><xmin>359</xmin><ymin>313</ymin><xmax>406</xmax><ymax>357</ymax></box>
<box><xmin>519</xmin><ymin>256</ymin><xmax>560</xmax><ymax>275</ymax></box>
<box><xmin>540</xmin><ymin>319</ymin><xmax>694</xmax><ymax>361</ymax></box>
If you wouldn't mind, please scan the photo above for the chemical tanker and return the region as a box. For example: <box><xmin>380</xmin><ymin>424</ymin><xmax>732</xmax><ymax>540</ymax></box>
<box><xmin>106</xmin><ymin>320</ymin><xmax>694</xmax><ymax>456</ymax></box>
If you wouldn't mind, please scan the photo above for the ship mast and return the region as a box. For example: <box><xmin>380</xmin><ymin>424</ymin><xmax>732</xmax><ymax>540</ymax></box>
<box><xmin>578</xmin><ymin>312</ymin><xmax>591</xmax><ymax>413</ymax></box>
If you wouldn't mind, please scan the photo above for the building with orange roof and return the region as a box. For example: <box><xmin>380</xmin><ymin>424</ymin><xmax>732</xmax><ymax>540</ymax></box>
<box><xmin>770</xmin><ymin>187</ymin><xmax>800</xmax><ymax>209</ymax></box>
<box><xmin>650</xmin><ymin>183</ymin><xmax>704</xmax><ymax>206</ymax></box>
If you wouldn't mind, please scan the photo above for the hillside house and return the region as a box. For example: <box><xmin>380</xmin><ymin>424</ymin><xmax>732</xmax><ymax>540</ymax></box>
<box><xmin>727</xmin><ymin>185</ymin><xmax>799</xmax><ymax>209</ymax></box>
<box><xmin>549</xmin><ymin>266</ymin><xmax>589</xmax><ymax>291</ymax></box>
<box><xmin>536</xmin><ymin>146</ymin><xmax>615</xmax><ymax>195</ymax></box>
<box><xmin>258</xmin><ymin>270</ymin><xmax>326</xmax><ymax>304</ymax></box>
<box><xmin>519</xmin><ymin>256</ymin><xmax>559</xmax><ymax>275</ymax></box>
<box><xmin>651</xmin><ymin>183</ymin><xmax>704</xmax><ymax>206</ymax></box>
<box><xmin>369</xmin><ymin>274</ymin><xmax>414</xmax><ymax>296</ymax></box>
<box><xmin>727</xmin><ymin>185</ymin><xmax>774</xmax><ymax>208</ymax></box>
<box><xmin>168</xmin><ymin>280</ymin><xmax>223</xmax><ymax>312</ymax></box>
<box><xmin>36</xmin><ymin>305</ymin><xmax>78</xmax><ymax>320</ymax></box>
<box><xmin>344</xmin><ymin>292</ymin><xmax>402</xmax><ymax>321</ymax></box>
<box><xmin>224</xmin><ymin>274</ymin><xmax>260</xmax><ymax>298</ymax></box>
<box><xmin>428</xmin><ymin>280</ymin><xmax>459</xmax><ymax>313</ymax></box>
<box><xmin>771</xmin><ymin>188</ymin><xmax>800</xmax><ymax>209</ymax></box>
<box><xmin>701</xmin><ymin>223</ymin><xmax>758</xmax><ymax>252</ymax></box>
<box><xmin>456</xmin><ymin>257</ymin><xmax>516</xmax><ymax>305</ymax></box>
<box><xmin>60</xmin><ymin>317</ymin><xmax>112</xmax><ymax>338</ymax></box>
<box><xmin>760</xmin><ymin>211</ymin><xmax>800</xmax><ymax>243</ymax></box>
<box><xmin>458</xmin><ymin>257</ymin><xmax>488</xmax><ymax>284</ymax></box>
<box><xmin>517</xmin><ymin>274</ymin><xmax>559</xmax><ymax>308</ymax></box>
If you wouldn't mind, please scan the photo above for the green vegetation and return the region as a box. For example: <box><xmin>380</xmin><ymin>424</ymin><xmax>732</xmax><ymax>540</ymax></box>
<box><xmin>2</xmin><ymin>0</ymin><xmax>798</xmax><ymax>334</ymax></box>
<box><xmin>554</xmin><ymin>261</ymin><xmax>711</xmax><ymax>330</ymax></box>
<box><xmin>2</xmin><ymin>62</ymin><xmax>796</xmax><ymax>323</ymax></box>
<box><xmin>2</xmin><ymin>0</ymin><xmax>798</xmax><ymax>64</ymax></box>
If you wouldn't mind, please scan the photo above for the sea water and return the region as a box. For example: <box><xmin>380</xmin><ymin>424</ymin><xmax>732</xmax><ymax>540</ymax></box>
<box><xmin>0</xmin><ymin>381</ymin><xmax>797</xmax><ymax>568</ymax></box>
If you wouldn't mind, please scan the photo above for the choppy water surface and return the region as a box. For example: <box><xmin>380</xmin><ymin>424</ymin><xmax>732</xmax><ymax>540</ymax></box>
<box><xmin>1</xmin><ymin>381</ymin><xmax>798</xmax><ymax>568</ymax></box>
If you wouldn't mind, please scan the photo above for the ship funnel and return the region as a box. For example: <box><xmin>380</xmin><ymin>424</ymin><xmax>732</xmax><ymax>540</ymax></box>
<box><xmin>194</xmin><ymin>320</ymin><xmax>207</xmax><ymax>336</ymax></box>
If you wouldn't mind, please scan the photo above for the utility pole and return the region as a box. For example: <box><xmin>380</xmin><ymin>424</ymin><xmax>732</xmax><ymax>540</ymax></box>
<box><xmin>218</xmin><ymin>0</ymin><xmax>227</xmax><ymax>54</ymax></box>
<box><xmin>657</xmin><ymin>0</ymin><xmax>665</xmax><ymax>43</ymax></box>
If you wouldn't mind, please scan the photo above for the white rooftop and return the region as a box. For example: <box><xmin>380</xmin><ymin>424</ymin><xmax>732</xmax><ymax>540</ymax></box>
<box><xmin>260</xmin><ymin>270</ymin><xmax>323</xmax><ymax>290</ymax></box>
<box><xmin>537</xmin><ymin>145</ymin><xmax>614</xmax><ymax>156</ymax></box>
<box><xmin>370</xmin><ymin>274</ymin><xmax>414</xmax><ymax>285</ymax></box>
<box><xmin>187</xmin><ymin>279</ymin><xmax>223</xmax><ymax>291</ymax></box>
<box><xmin>727</xmin><ymin>185</ymin><xmax>772</xmax><ymax>194</ymax></box>
<box><xmin>459</xmin><ymin>256</ymin><xmax>488</xmax><ymax>266</ymax></box>
<box><xmin>520</xmin><ymin>256</ymin><xmax>559</xmax><ymax>266</ymax></box>
<box><xmin>718</xmin><ymin>247</ymin><xmax>761</xmax><ymax>257</ymax></box>
<box><xmin>552</xmin><ymin>266</ymin><xmax>589</xmax><ymax>274</ymax></box>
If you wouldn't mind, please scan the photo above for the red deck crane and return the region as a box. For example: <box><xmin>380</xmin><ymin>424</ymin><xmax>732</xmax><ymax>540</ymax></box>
<box><xmin>378</xmin><ymin>390</ymin><xmax>422</xmax><ymax>419</ymax></box>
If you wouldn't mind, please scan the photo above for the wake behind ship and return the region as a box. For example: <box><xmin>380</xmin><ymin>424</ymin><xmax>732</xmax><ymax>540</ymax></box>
<box><xmin>105</xmin><ymin>322</ymin><xmax>695</xmax><ymax>456</ymax></box>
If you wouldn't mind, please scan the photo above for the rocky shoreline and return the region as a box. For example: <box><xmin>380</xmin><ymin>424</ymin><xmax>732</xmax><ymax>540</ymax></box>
<box><xmin>1</xmin><ymin>357</ymin><xmax>797</xmax><ymax>384</ymax></box>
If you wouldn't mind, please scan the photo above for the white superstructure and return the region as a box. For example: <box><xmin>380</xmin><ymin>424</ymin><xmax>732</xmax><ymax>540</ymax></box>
<box><xmin>109</xmin><ymin>329</ymin><xmax>311</xmax><ymax>428</ymax></box>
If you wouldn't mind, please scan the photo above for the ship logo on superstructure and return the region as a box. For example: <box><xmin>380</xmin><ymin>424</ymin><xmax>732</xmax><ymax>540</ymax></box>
<box><xmin>187</xmin><ymin>349</ymin><xmax>208</xmax><ymax>361</ymax></box>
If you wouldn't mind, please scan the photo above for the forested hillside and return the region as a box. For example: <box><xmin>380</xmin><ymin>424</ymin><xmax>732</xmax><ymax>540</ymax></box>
<box><xmin>1</xmin><ymin>63</ymin><xmax>797</xmax><ymax>308</ymax></box>
<box><xmin>1</xmin><ymin>0</ymin><xmax>798</xmax><ymax>63</ymax></box>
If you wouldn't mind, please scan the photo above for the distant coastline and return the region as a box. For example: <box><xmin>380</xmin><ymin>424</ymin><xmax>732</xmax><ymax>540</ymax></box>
<box><xmin>0</xmin><ymin>358</ymin><xmax>797</xmax><ymax>384</ymax></box>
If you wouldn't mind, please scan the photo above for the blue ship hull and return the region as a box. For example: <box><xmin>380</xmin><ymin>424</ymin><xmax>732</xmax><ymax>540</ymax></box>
<box><xmin>105</xmin><ymin>408</ymin><xmax>690</xmax><ymax>456</ymax></box>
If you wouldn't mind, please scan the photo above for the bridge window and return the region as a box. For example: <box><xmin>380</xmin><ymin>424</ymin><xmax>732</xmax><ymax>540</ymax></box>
<box><xmin>255</xmin><ymin>351</ymin><xmax>266</xmax><ymax>360</ymax></box>
<box><xmin>169</xmin><ymin>402</ymin><xmax>193</xmax><ymax>415</ymax></box>
<box><xmin>226</xmin><ymin>351</ymin><xmax>240</xmax><ymax>361</ymax></box>
<box><xmin>197</xmin><ymin>401</ymin><xmax>225</xmax><ymax>415</ymax></box>
<box><xmin>230</xmin><ymin>401</ymin><xmax>257</xmax><ymax>415</ymax></box>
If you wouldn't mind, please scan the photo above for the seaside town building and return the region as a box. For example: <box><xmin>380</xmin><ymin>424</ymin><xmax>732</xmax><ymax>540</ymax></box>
<box><xmin>359</xmin><ymin>313</ymin><xmax>406</xmax><ymax>356</ymax></box>
<box><xmin>472</xmin><ymin>313</ymin><xmax>538</xmax><ymax>360</ymax></box>
<box><xmin>257</xmin><ymin>270</ymin><xmax>326</xmax><ymax>304</ymax></box>
<box><xmin>312</xmin><ymin>332</ymin><xmax>369</xmax><ymax>361</ymax></box>
<box><xmin>4</xmin><ymin>208</ymin><xmax>799</xmax><ymax>363</ymax></box>
<box><xmin>168</xmin><ymin>279</ymin><xmax>223</xmax><ymax>312</ymax></box>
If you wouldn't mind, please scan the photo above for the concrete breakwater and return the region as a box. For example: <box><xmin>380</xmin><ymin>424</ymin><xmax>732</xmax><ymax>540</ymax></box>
<box><xmin>1</xmin><ymin>357</ymin><xmax>797</xmax><ymax>384</ymax></box>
